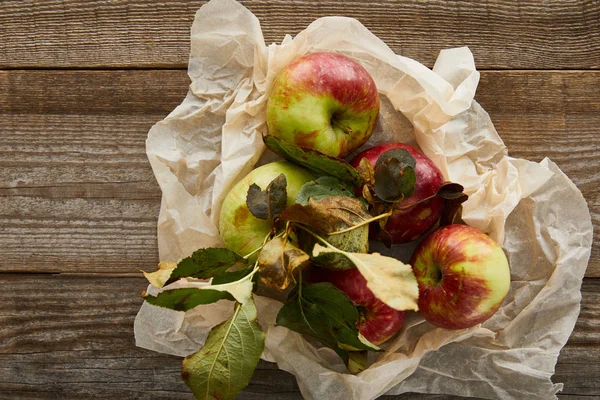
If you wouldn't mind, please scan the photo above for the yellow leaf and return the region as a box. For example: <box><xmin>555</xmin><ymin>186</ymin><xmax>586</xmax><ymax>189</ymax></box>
<box><xmin>312</xmin><ymin>244</ymin><xmax>419</xmax><ymax>311</ymax></box>
<box><xmin>142</xmin><ymin>261</ymin><xmax>177</xmax><ymax>288</ymax></box>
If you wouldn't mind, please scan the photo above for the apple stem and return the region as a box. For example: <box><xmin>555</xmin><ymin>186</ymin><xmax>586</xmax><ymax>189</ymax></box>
<box><xmin>327</xmin><ymin>211</ymin><xmax>393</xmax><ymax>236</ymax></box>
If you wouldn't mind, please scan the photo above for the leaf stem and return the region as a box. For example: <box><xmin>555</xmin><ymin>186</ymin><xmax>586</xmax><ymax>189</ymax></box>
<box><xmin>243</xmin><ymin>230</ymin><xmax>286</xmax><ymax>260</ymax></box>
<box><xmin>327</xmin><ymin>211</ymin><xmax>393</xmax><ymax>236</ymax></box>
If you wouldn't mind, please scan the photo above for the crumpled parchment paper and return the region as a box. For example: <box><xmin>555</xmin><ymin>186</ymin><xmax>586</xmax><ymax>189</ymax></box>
<box><xmin>134</xmin><ymin>0</ymin><xmax>593</xmax><ymax>398</ymax></box>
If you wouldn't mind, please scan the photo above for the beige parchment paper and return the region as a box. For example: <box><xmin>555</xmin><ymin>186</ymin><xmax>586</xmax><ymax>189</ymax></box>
<box><xmin>134</xmin><ymin>0</ymin><xmax>594</xmax><ymax>398</ymax></box>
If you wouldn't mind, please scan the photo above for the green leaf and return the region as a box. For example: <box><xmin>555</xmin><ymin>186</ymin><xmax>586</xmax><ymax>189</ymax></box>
<box><xmin>312</xmin><ymin>244</ymin><xmax>419</xmax><ymax>312</ymax></box>
<box><xmin>182</xmin><ymin>299</ymin><xmax>265</xmax><ymax>400</ymax></box>
<box><xmin>210</xmin><ymin>267</ymin><xmax>255</xmax><ymax>285</ymax></box>
<box><xmin>374</xmin><ymin>148</ymin><xmax>416</xmax><ymax>170</ymax></box>
<box><xmin>373</xmin><ymin>157</ymin><xmax>416</xmax><ymax>202</ymax></box>
<box><xmin>276</xmin><ymin>282</ymin><xmax>379</xmax><ymax>364</ymax></box>
<box><xmin>257</xmin><ymin>237</ymin><xmax>310</xmax><ymax>290</ymax></box>
<box><xmin>246</xmin><ymin>174</ymin><xmax>287</xmax><ymax>221</ymax></box>
<box><xmin>143</xmin><ymin>288</ymin><xmax>234</xmax><ymax>312</ymax></box>
<box><xmin>169</xmin><ymin>248</ymin><xmax>247</xmax><ymax>284</ymax></box>
<box><xmin>296</xmin><ymin>176</ymin><xmax>355</xmax><ymax>205</ymax></box>
<box><xmin>264</xmin><ymin>135</ymin><xmax>362</xmax><ymax>186</ymax></box>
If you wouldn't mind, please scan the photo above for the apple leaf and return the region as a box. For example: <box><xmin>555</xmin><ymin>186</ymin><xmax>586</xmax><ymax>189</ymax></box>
<box><xmin>264</xmin><ymin>135</ymin><xmax>362</xmax><ymax>186</ymax></box>
<box><xmin>374</xmin><ymin>148</ymin><xmax>416</xmax><ymax>170</ymax></box>
<box><xmin>296</xmin><ymin>176</ymin><xmax>355</xmax><ymax>205</ymax></box>
<box><xmin>312</xmin><ymin>244</ymin><xmax>419</xmax><ymax>312</ymax></box>
<box><xmin>355</xmin><ymin>157</ymin><xmax>376</xmax><ymax>188</ymax></box>
<box><xmin>437</xmin><ymin>182</ymin><xmax>468</xmax><ymax>200</ymax></box>
<box><xmin>257</xmin><ymin>237</ymin><xmax>310</xmax><ymax>290</ymax></box>
<box><xmin>167</xmin><ymin>247</ymin><xmax>248</xmax><ymax>285</ymax></box>
<box><xmin>246</xmin><ymin>173</ymin><xmax>287</xmax><ymax>222</ymax></box>
<box><xmin>142</xmin><ymin>261</ymin><xmax>178</xmax><ymax>288</ymax></box>
<box><xmin>436</xmin><ymin>182</ymin><xmax>469</xmax><ymax>226</ymax></box>
<box><xmin>281</xmin><ymin>196</ymin><xmax>371</xmax><ymax>269</ymax></box>
<box><xmin>143</xmin><ymin>265</ymin><xmax>259</xmax><ymax>311</ymax></box>
<box><xmin>276</xmin><ymin>281</ymin><xmax>379</xmax><ymax>364</ymax></box>
<box><xmin>143</xmin><ymin>288</ymin><xmax>234</xmax><ymax>312</ymax></box>
<box><xmin>279</xmin><ymin>196</ymin><xmax>371</xmax><ymax>235</ymax></box>
<box><xmin>374</xmin><ymin>157</ymin><xmax>416</xmax><ymax>203</ymax></box>
<box><xmin>347</xmin><ymin>351</ymin><xmax>368</xmax><ymax>374</ymax></box>
<box><xmin>182</xmin><ymin>299</ymin><xmax>265</xmax><ymax>400</ymax></box>
<box><xmin>211</xmin><ymin>267</ymin><xmax>255</xmax><ymax>285</ymax></box>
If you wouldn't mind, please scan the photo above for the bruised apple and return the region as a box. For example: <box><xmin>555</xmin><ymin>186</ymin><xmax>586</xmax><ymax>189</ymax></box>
<box><xmin>219</xmin><ymin>162</ymin><xmax>314</xmax><ymax>259</ymax></box>
<box><xmin>410</xmin><ymin>224</ymin><xmax>511</xmax><ymax>329</ymax></box>
<box><xmin>351</xmin><ymin>142</ymin><xmax>444</xmax><ymax>243</ymax></box>
<box><xmin>266</xmin><ymin>52</ymin><xmax>380</xmax><ymax>158</ymax></box>
<box><xmin>309</xmin><ymin>267</ymin><xmax>406</xmax><ymax>345</ymax></box>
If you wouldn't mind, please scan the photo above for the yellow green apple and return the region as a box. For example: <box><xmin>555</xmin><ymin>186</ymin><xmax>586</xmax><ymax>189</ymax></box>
<box><xmin>219</xmin><ymin>162</ymin><xmax>315</xmax><ymax>259</ymax></box>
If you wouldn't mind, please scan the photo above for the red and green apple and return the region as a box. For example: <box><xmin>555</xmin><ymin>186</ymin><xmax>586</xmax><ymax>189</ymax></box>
<box><xmin>410</xmin><ymin>224</ymin><xmax>511</xmax><ymax>329</ymax></box>
<box><xmin>266</xmin><ymin>52</ymin><xmax>380</xmax><ymax>158</ymax></box>
<box><xmin>351</xmin><ymin>142</ymin><xmax>445</xmax><ymax>243</ymax></box>
<box><xmin>309</xmin><ymin>267</ymin><xmax>406</xmax><ymax>345</ymax></box>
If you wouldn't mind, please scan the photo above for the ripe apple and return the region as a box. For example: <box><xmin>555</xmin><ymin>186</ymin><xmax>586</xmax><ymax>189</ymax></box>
<box><xmin>266</xmin><ymin>52</ymin><xmax>380</xmax><ymax>158</ymax></box>
<box><xmin>410</xmin><ymin>224</ymin><xmax>511</xmax><ymax>329</ymax></box>
<box><xmin>351</xmin><ymin>142</ymin><xmax>445</xmax><ymax>243</ymax></box>
<box><xmin>309</xmin><ymin>267</ymin><xmax>406</xmax><ymax>345</ymax></box>
<box><xmin>219</xmin><ymin>161</ymin><xmax>314</xmax><ymax>259</ymax></box>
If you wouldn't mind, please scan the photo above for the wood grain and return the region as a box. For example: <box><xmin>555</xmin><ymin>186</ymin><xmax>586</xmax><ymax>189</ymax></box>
<box><xmin>1</xmin><ymin>69</ymin><xmax>598</xmax><ymax>276</ymax></box>
<box><xmin>1</xmin><ymin>0</ymin><xmax>599</xmax><ymax>70</ymax></box>
<box><xmin>0</xmin><ymin>274</ymin><xmax>597</xmax><ymax>399</ymax></box>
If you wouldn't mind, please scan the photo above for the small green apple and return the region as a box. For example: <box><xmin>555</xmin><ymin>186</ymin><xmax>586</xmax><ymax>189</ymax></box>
<box><xmin>219</xmin><ymin>161</ymin><xmax>315</xmax><ymax>259</ymax></box>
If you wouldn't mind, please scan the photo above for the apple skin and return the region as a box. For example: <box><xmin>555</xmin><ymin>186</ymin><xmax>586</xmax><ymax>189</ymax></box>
<box><xmin>266</xmin><ymin>52</ymin><xmax>380</xmax><ymax>158</ymax></box>
<box><xmin>309</xmin><ymin>267</ymin><xmax>406</xmax><ymax>345</ymax></box>
<box><xmin>410</xmin><ymin>224</ymin><xmax>511</xmax><ymax>329</ymax></box>
<box><xmin>219</xmin><ymin>162</ymin><xmax>315</xmax><ymax>260</ymax></box>
<box><xmin>350</xmin><ymin>142</ymin><xmax>445</xmax><ymax>243</ymax></box>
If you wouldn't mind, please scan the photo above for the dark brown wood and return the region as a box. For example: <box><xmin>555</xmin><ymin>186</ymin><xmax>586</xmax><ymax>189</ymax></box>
<box><xmin>0</xmin><ymin>274</ymin><xmax>597</xmax><ymax>399</ymax></box>
<box><xmin>0</xmin><ymin>1</ymin><xmax>599</xmax><ymax>70</ymax></box>
<box><xmin>1</xmin><ymin>69</ymin><xmax>598</xmax><ymax>276</ymax></box>
<box><xmin>2</xmin><ymin>1</ymin><xmax>599</xmax><ymax>398</ymax></box>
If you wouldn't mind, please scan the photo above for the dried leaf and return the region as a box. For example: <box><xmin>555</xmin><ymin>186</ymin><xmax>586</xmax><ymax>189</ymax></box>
<box><xmin>257</xmin><ymin>237</ymin><xmax>310</xmax><ymax>290</ymax></box>
<box><xmin>246</xmin><ymin>174</ymin><xmax>287</xmax><ymax>221</ymax></box>
<box><xmin>279</xmin><ymin>196</ymin><xmax>371</xmax><ymax>235</ymax></box>
<box><xmin>142</xmin><ymin>261</ymin><xmax>177</xmax><ymax>288</ymax></box>
<box><xmin>437</xmin><ymin>182</ymin><xmax>468</xmax><ymax>226</ymax></box>
<box><xmin>312</xmin><ymin>244</ymin><xmax>419</xmax><ymax>311</ymax></box>
<box><xmin>264</xmin><ymin>135</ymin><xmax>362</xmax><ymax>185</ymax></box>
<box><xmin>355</xmin><ymin>157</ymin><xmax>375</xmax><ymax>187</ymax></box>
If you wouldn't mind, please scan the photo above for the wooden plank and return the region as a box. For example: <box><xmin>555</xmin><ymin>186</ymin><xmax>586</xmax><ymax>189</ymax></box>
<box><xmin>0</xmin><ymin>274</ymin><xmax>597</xmax><ymax>399</ymax></box>
<box><xmin>1</xmin><ymin>1</ymin><xmax>599</xmax><ymax>70</ymax></box>
<box><xmin>1</xmin><ymin>70</ymin><xmax>598</xmax><ymax>275</ymax></box>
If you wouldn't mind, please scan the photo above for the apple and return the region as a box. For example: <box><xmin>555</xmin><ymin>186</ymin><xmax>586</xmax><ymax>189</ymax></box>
<box><xmin>266</xmin><ymin>52</ymin><xmax>380</xmax><ymax>158</ymax></box>
<box><xmin>219</xmin><ymin>161</ymin><xmax>315</xmax><ymax>260</ymax></box>
<box><xmin>309</xmin><ymin>267</ymin><xmax>406</xmax><ymax>345</ymax></box>
<box><xmin>351</xmin><ymin>142</ymin><xmax>445</xmax><ymax>243</ymax></box>
<box><xmin>410</xmin><ymin>224</ymin><xmax>511</xmax><ymax>329</ymax></box>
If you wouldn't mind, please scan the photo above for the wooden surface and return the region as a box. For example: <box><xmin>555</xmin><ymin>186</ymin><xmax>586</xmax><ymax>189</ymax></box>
<box><xmin>1</xmin><ymin>1</ymin><xmax>598</xmax><ymax>399</ymax></box>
